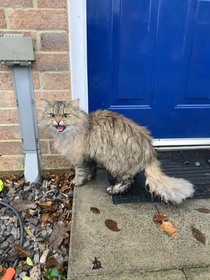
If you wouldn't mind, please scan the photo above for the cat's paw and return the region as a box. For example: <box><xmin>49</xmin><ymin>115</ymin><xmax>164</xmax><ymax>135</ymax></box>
<box><xmin>87</xmin><ymin>173</ymin><xmax>97</xmax><ymax>181</ymax></box>
<box><xmin>107</xmin><ymin>185</ymin><xmax>116</xmax><ymax>195</ymax></box>
<box><xmin>72</xmin><ymin>177</ymin><xmax>85</xmax><ymax>186</ymax></box>
<box><xmin>107</xmin><ymin>183</ymin><xmax>130</xmax><ymax>194</ymax></box>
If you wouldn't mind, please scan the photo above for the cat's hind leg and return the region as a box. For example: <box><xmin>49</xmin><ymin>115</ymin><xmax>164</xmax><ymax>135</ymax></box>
<box><xmin>107</xmin><ymin>177</ymin><xmax>133</xmax><ymax>195</ymax></box>
<box><xmin>87</xmin><ymin>160</ymin><xmax>97</xmax><ymax>181</ymax></box>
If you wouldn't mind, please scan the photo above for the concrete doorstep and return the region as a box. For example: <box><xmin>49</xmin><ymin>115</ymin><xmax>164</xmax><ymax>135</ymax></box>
<box><xmin>68</xmin><ymin>170</ymin><xmax>210</xmax><ymax>279</ymax></box>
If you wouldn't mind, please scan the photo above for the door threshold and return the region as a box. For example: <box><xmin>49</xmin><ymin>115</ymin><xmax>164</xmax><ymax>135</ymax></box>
<box><xmin>152</xmin><ymin>138</ymin><xmax>210</xmax><ymax>150</ymax></box>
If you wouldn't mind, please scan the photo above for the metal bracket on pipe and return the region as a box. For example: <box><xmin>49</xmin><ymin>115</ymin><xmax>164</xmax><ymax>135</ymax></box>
<box><xmin>0</xmin><ymin>34</ymin><xmax>42</xmax><ymax>183</ymax></box>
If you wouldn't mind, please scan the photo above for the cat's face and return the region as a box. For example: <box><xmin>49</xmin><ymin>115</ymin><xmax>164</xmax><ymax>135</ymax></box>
<box><xmin>40</xmin><ymin>99</ymin><xmax>81</xmax><ymax>134</ymax></box>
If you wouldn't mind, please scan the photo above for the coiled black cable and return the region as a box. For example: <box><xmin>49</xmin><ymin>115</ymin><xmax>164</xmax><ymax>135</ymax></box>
<box><xmin>0</xmin><ymin>198</ymin><xmax>24</xmax><ymax>269</ymax></box>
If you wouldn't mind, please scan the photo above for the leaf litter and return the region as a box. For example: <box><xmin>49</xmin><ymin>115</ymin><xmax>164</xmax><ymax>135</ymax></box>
<box><xmin>0</xmin><ymin>169</ymin><xmax>75</xmax><ymax>279</ymax></box>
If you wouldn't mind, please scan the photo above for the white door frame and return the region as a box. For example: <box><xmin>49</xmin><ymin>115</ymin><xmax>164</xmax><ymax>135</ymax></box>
<box><xmin>67</xmin><ymin>0</ymin><xmax>210</xmax><ymax>149</ymax></box>
<box><xmin>67</xmin><ymin>0</ymin><xmax>89</xmax><ymax>113</ymax></box>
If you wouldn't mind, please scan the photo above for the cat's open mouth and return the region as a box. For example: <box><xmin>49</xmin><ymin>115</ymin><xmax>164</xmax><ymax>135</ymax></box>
<box><xmin>56</xmin><ymin>125</ymin><xmax>66</xmax><ymax>132</ymax></box>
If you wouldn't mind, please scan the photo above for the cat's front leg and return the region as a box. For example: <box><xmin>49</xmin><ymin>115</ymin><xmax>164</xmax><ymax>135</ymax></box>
<box><xmin>72</xmin><ymin>160</ymin><xmax>97</xmax><ymax>186</ymax></box>
<box><xmin>72</xmin><ymin>165</ymin><xmax>88</xmax><ymax>186</ymax></box>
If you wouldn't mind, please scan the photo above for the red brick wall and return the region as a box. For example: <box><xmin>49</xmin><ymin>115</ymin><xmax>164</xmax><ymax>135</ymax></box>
<box><xmin>0</xmin><ymin>0</ymin><xmax>71</xmax><ymax>171</ymax></box>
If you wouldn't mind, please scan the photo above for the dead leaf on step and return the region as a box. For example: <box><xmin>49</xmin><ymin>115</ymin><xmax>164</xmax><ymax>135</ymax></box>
<box><xmin>10</xmin><ymin>199</ymin><xmax>37</xmax><ymax>212</ymax></box>
<box><xmin>92</xmin><ymin>257</ymin><xmax>103</xmax><ymax>270</ymax></box>
<box><xmin>153</xmin><ymin>205</ymin><xmax>177</xmax><ymax>237</ymax></box>
<box><xmin>105</xmin><ymin>219</ymin><xmax>121</xmax><ymax>232</ymax></box>
<box><xmin>197</xmin><ymin>208</ymin><xmax>210</xmax><ymax>214</ymax></box>
<box><xmin>192</xmin><ymin>226</ymin><xmax>205</xmax><ymax>245</ymax></box>
<box><xmin>153</xmin><ymin>212</ymin><xmax>168</xmax><ymax>224</ymax></box>
<box><xmin>158</xmin><ymin>220</ymin><xmax>177</xmax><ymax>238</ymax></box>
<box><xmin>90</xmin><ymin>207</ymin><xmax>100</xmax><ymax>214</ymax></box>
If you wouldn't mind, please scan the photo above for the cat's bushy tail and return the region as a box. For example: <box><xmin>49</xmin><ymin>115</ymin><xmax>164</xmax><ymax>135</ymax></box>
<box><xmin>144</xmin><ymin>159</ymin><xmax>194</xmax><ymax>204</ymax></box>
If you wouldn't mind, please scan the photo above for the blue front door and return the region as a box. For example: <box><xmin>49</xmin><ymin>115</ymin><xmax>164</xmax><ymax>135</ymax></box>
<box><xmin>87</xmin><ymin>0</ymin><xmax>210</xmax><ymax>138</ymax></box>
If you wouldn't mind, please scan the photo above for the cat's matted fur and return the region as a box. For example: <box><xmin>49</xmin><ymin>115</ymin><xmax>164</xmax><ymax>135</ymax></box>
<box><xmin>40</xmin><ymin>99</ymin><xmax>194</xmax><ymax>204</ymax></box>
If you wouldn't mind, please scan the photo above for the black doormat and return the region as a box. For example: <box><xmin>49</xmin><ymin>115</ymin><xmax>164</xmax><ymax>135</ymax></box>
<box><xmin>112</xmin><ymin>149</ymin><xmax>210</xmax><ymax>205</ymax></box>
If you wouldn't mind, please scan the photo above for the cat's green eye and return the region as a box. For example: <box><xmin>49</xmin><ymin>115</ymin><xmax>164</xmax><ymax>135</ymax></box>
<box><xmin>50</xmin><ymin>113</ymin><xmax>55</xmax><ymax>118</ymax></box>
<box><xmin>63</xmin><ymin>113</ymin><xmax>68</xmax><ymax>118</ymax></box>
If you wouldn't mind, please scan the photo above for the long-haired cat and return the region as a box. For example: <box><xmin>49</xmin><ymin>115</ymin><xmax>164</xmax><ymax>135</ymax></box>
<box><xmin>40</xmin><ymin>99</ymin><xmax>194</xmax><ymax>204</ymax></box>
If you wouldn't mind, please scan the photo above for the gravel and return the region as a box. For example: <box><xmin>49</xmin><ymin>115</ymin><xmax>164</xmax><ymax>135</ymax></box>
<box><xmin>0</xmin><ymin>170</ymin><xmax>74</xmax><ymax>279</ymax></box>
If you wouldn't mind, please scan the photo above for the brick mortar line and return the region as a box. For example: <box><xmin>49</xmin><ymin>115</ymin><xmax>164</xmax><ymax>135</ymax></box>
<box><xmin>0</xmin><ymin>107</ymin><xmax>17</xmax><ymax>109</ymax></box>
<box><xmin>36</xmin><ymin>71</ymin><xmax>70</xmax><ymax>74</ymax></box>
<box><xmin>0</xmin><ymin>7</ymin><xmax>67</xmax><ymax>11</ymax></box>
<box><xmin>0</xmin><ymin>71</ymin><xmax>13</xmax><ymax>73</ymax></box>
<box><xmin>33</xmin><ymin>0</ymin><xmax>37</xmax><ymax>9</ymax></box>
<box><xmin>35</xmin><ymin>51</ymin><xmax>69</xmax><ymax>54</ymax></box>
<box><xmin>0</xmin><ymin>153</ymin><xmax>62</xmax><ymax>157</ymax></box>
<box><xmin>36</xmin><ymin>30</ymin><xmax>40</xmax><ymax>51</ymax></box>
<box><xmin>0</xmin><ymin>139</ymin><xmax>21</xmax><ymax>142</ymax></box>
<box><xmin>39</xmin><ymin>72</ymin><xmax>44</xmax><ymax>89</ymax></box>
<box><xmin>46</xmin><ymin>140</ymin><xmax>50</xmax><ymax>154</ymax></box>
<box><xmin>0</xmin><ymin>29</ymin><xmax>68</xmax><ymax>32</ymax></box>
<box><xmin>0</xmin><ymin>155</ymin><xmax>24</xmax><ymax>157</ymax></box>
<box><xmin>37</xmin><ymin>30</ymin><xmax>68</xmax><ymax>33</ymax></box>
<box><xmin>0</xmin><ymin>89</ymin><xmax>71</xmax><ymax>91</ymax></box>
<box><xmin>0</xmin><ymin>105</ymin><xmax>69</xmax><ymax>109</ymax></box>
<box><xmin>0</xmin><ymin>90</ymin><xmax>14</xmax><ymax>92</ymax></box>
<box><xmin>34</xmin><ymin>89</ymin><xmax>71</xmax><ymax>91</ymax></box>
<box><xmin>4</xmin><ymin>8</ymin><xmax>10</xmax><ymax>29</ymax></box>
<box><xmin>0</xmin><ymin>139</ymin><xmax>50</xmax><ymax>142</ymax></box>
<box><xmin>0</xmin><ymin>124</ymin><xmax>19</xmax><ymax>126</ymax></box>
<box><xmin>0</xmin><ymin>71</ymin><xmax>70</xmax><ymax>74</ymax></box>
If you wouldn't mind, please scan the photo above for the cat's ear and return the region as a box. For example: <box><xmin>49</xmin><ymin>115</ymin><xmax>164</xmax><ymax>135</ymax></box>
<box><xmin>41</xmin><ymin>99</ymin><xmax>51</xmax><ymax>107</ymax></box>
<box><xmin>70</xmin><ymin>99</ymin><xmax>80</xmax><ymax>110</ymax></box>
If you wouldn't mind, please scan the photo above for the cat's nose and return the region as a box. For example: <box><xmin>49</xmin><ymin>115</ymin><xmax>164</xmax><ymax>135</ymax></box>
<box><xmin>55</xmin><ymin>119</ymin><xmax>61</xmax><ymax>124</ymax></box>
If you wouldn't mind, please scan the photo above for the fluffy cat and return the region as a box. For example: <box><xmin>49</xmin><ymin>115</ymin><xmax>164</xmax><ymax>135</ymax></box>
<box><xmin>40</xmin><ymin>99</ymin><xmax>194</xmax><ymax>204</ymax></box>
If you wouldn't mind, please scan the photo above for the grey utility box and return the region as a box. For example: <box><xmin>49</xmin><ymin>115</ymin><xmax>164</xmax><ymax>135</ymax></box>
<box><xmin>0</xmin><ymin>34</ymin><xmax>42</xmax><ymax>183</ymax></box>
<box><xmin>0</xmin><ymin>34</ymin><xmax>35</xmax><ymax>66</ymax></box>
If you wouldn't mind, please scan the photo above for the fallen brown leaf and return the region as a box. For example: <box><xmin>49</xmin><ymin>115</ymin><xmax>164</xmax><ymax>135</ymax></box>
<box><xmin>197</xmin><ymin>208</ymin><xmax>210</xmax><ymax>214</ymax></box>
<box><xmin>42</xmin><ymin>213</ymin><xmax>54</xmax><ymax>224</ymax></box>
<box><xmin>45</xmin><ymin>204</ymin><xmax>60</xmax><ymax>212</ymax></box>
<box><xmin>65</xmin><ymin>200</ymin><xmax>72</xmax><ymax>209</ymax></box>
<box><xmin>192</xmin><ymin>226</ymin><xmax>205</xmax><ymax>245</ymax></box>
<box><xmin>154</xmin><ymin>206</ymin><xmax>177</xmax><ymax>237</ymax></box>
<box><xmin>56</xmin><ymin>174</ymin><xmax>66</xmax><ymax>182</ymax></box>
<box><xmin>90</xmin><ymin>207</ymin><xmax>100</xmax><ymax>214</ymax></box>
<box><xmin>153</xmin><ymin>212</ymin><xmax>168</xmax><ymax>224</ymax></box>
<box><xmin>46</xmin><ymin>257</ymin><xmax>60</xmax><ymax>270</ymax></box>
<box><xmin>35</xmin><ymin>201</ymin><xmax>52</xmax><ymax>208</ymax></box>
<box><xmin>0</xmin><ymin>265</ymin><xmax>6</xmax><ymax>276</ymax></box>
<box><xmin>13</xmin><ymin>244</ymin><xmax>30</xmax><ymax>258</ymax></box>
<box><xmin>49</xmin><ymin>220</ymin><xmax>71</xmax><ymax>250</ymax></box>
<box><xmin>158</xmin><ymin>220</ymin><xmax>177</xmax><ymax>237</ymax></box>
<box><xmin>92</xmin><ymin>257</ymin><xmax>103</xmax><ymax>270</ymax></box>
<box><xmin>60</xmin><ymin>185</ymin><xmax>72</xmax><ymax>192</ymax></box>
<box><xmin>105</xmin><ymin>219</ymin><xmax>121</xmax><ymax>232</ymax></box>
<box><xmin>10</xmin><ymin>200</ymin><xmax>37</xmax><ymax>212</ymax></box>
